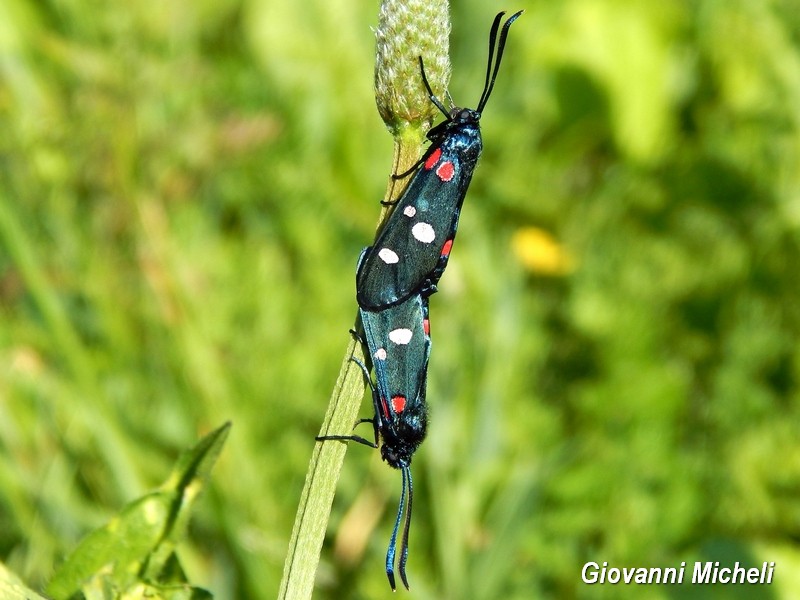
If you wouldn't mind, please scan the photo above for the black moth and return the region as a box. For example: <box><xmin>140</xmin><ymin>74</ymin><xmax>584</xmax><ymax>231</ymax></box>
<box><xmin>356</xmin><ymin>10</ymin><xmax>524</xmax><ymax>311</ymax></box>
<box><xmin>317</xmin><ymin>290</ymin><xmax>431</xmax><ymax>590</ymax></box>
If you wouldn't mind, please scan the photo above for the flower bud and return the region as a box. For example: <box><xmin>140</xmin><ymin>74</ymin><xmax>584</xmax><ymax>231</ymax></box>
<box><xmin>375</xmin><ymin>0</ymin><xmax>451</xmax><ymax>136</ymax></box>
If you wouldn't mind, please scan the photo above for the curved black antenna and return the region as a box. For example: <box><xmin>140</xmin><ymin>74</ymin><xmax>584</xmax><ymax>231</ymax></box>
<box><xmin>385</xmin><ymin>467</ymin><xmax>408</xmax><ymax>590</ymax></box>
<box><xmin>478</xmin><ymin>11</ymin><xmax>506</xmax><ymax>113</ymax></box>
<box><xmin>418</xmin><ymin>56</ymin><xmax>451</xmax><ymax>118</ymax></box>
<box><xmin>398</xmin><ymin>465</ymin><xmax>413</xmax><ymax>590</ymax></box>
<box><xmin>477</xmin><ymin>10</ymin><xmax>524</xmax><ymax>113</ymax></box>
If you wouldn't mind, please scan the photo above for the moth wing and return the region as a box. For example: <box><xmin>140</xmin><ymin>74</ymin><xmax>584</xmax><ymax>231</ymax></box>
<box><xmin>356</xmin><ymin>157</ymin><xmax>468</xmax><ymax>310</ymax></box>
<box><xmin>359</xmin><ymin>295</ymin><xmax>431</xmax><ymax>424</ymax></box>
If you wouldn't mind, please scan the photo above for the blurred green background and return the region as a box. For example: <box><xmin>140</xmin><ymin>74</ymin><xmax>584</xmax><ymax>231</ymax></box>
<box><xmin>2</xmin><ymin>0</ymin><xmax>800</xmax><ymax>598</ymax></box>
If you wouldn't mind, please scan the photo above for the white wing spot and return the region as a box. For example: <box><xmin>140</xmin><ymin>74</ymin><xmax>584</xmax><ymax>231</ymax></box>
<box><xmin>378</xmin><ymin>248</ymin><xmax>400</xmax><ymax>264</ymax></box>
<box><xmin>388</xmin><ymin>328</ymin><xmax>413</xmax><ymax>345</ymax></box>
<box><xmin>411</xmin><ymin>222</ymin><xmax>436</xmax><ymax>244</ymax></box>
<box><xmin>403</xmin><ymin>206</ymin><xmax>417</xmax><ymax>218</ymax></box>
<box><xmin>374</xmin><ymin>348</ymin><xmax>387</xmax><ymax>361</ymax></box>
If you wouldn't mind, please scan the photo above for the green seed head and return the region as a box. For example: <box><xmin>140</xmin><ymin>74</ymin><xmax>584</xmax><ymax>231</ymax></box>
<box><xmin>375</xmin><ymin>0</ymin><xmax>451</xmax><ymax>136</ymax></box>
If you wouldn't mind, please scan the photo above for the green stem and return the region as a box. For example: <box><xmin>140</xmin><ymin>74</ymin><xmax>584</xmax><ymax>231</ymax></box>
<box><xmin>278</xmin><ymin>337</ymin><xmax>366</xmax><ymax>600</ymax></box>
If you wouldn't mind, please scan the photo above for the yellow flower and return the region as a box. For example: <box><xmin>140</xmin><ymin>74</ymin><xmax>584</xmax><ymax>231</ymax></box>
<box><xmin>511</xmin><ymin>227</ymin><xmax>576</xmax><ymax>276</ymax></box>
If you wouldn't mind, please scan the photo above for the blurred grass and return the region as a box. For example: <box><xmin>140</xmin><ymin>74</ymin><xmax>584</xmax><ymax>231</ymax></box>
<box><xmin>1</xmin><ymin>0</ymin><xmax>800</xmax><ymax>598</ymax></box>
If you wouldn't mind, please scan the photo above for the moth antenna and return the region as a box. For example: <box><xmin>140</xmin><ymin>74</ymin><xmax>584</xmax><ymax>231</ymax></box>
<box><xmin>398</xmin><ymin>466</ymin><xmax>413</xmax><ymax>590</ymax></box>
<box><xmin>477</xmin><ymin>11</ymin><xmax>505</xmax><ymax>112</ymax></box>
<box><xmin>385</xmin><ymin>470</ymin><xmax>408</xmax><ymax>591</ymax></box>
<box><xmin>419</xmin><ymin>56</ymin><xmax>451</xmax><ymax>118</ymax></box>
<box><xmin>477</xmin><ymin>10</ymin><xmax>524</xmax><ymax>113</ymax></box>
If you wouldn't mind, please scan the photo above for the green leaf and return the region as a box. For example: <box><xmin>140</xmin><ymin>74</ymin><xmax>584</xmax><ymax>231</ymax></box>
<box><xmin>0</xmin><ymin>562</ymin><xmax>50</xmax><ymax>600</ymax></box>
<box><xmin>46</xmin><ymin>422</ymin><xmax>231</xmax><ymax>600</ymax></box>
<box><xmin>85</xmin><ymin>580</ymin><xmax>213</xmax><ymax>600</ymax></box>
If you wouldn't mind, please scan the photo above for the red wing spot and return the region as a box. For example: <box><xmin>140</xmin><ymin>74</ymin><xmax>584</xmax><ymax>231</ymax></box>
<box><xmin>441</xmin><ymin>239</ymin><xmax>454</xmax><ymax>257</ymax></box>
<box><xmin>424</xmin><ymin>148</ymin><xmax>442</xmax><ymax>170</ymax></box>
<box><xmin>423</xmin><ymin>318</ymin><xmax>430</xmax><ymax>336</ymax></box>
<box><xmin>436</xmin><ymin>161</ymin><xmax>455</xmax><ymax>182</ymax></box>
<box><xmin>391</xmin><ymin>395</ymin><xmax>407</xmax><ymax>414</ymax></box>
